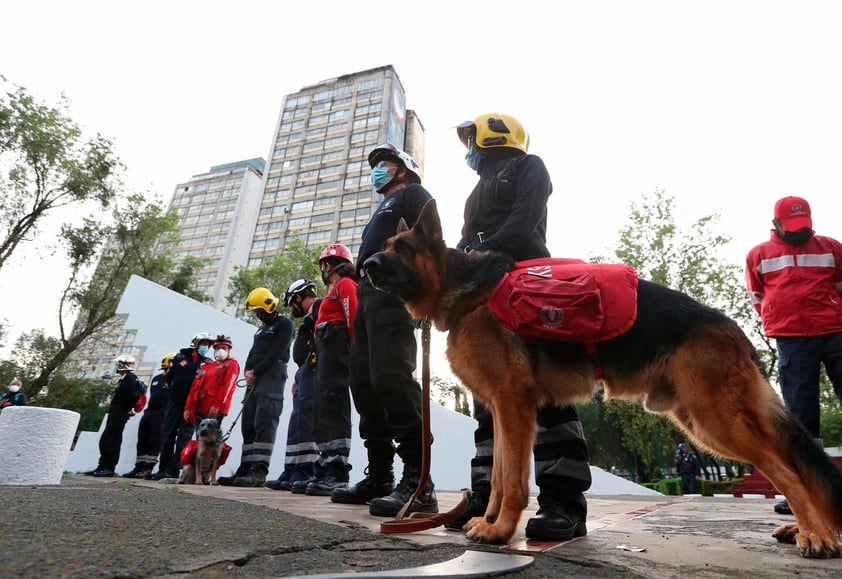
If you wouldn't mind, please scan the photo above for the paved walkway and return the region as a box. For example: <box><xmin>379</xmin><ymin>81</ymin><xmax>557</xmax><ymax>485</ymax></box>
<box><xmin>2</xmin><ymin>475</ymin><xmax>841</xmax><ymax>577</ymax></box>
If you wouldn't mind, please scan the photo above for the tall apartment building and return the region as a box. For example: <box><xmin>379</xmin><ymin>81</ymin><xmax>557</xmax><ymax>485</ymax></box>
<box><xmin>167</xmin><ymin>158</ymin><xmax>266</xmax><ymax>312</ymax></box>
<box><xmin>249</xmin><ymin>64</ymin><xmax>425</xmax><ymax>263</ymax></box>
<box><xmin>68</xmin><ymin>65</ymin><xmax>423</xmax><ymax>382</ymax></box>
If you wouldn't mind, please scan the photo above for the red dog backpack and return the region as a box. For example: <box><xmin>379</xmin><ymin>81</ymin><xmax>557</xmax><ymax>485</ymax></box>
<box><xmin>487</xmin><ymin>258</ymin><xmax>639</xmax><ymax>343</ymax></box>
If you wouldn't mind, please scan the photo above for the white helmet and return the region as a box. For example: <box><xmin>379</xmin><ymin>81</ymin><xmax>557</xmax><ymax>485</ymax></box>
<box><xmin>367</xmin><ymin>144</ymin><xmax>422</xmax><ymax>184</ymax></box>
<box><xmin>189</xmin><ymin>332</ymin><xmax>213</xmax><ymax>349</ymax></box>
<box><xmin>114</xmin><ymin>355</ymin><xmax>137</xmax><ymax>373</ymax></box>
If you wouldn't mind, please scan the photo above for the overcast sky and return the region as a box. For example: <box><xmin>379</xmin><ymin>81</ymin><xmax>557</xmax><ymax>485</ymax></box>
<box><xmin>2</xmin><ymin>1</ymin><xmax>842</xmax><ymax>356</ymax></box>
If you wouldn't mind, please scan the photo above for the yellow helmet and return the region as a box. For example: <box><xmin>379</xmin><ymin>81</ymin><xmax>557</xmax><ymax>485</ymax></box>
<box><xmin>456</xmin><ymin>113</ymin><xmax>529</xmax><ymax>153</ymax></box>
<box><xmin>161</xmin><ymin>351</ymin><xmax>178</xmax><ymax>370</ymax></box>
<box><xmin>246</xmin><ymin>287</ymin><xmax>279</xmax><ymax>314</ymax></box>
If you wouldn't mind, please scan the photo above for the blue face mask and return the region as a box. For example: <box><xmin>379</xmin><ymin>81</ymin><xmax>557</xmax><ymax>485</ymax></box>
<box><xmin>465</xmin><ymin>146</ymin><xmax>485</xmax><ymax>172</ymax></box>
<box><xmin>370</xmin><ymin>167</ymin><xmax>394</xmax><ymax>192</ymax></box>
<box><xmin>198</xmin><ymin>345</ymin><xmax>210</xmax><ymax>357</ymax></box>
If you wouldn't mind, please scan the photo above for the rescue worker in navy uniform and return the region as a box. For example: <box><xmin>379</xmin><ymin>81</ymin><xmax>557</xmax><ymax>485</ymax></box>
<box><xmin>152</xmin><ymin>333</ymin><xmax>213</xmax><ymax>480</ymax></box>
<box><xmin>87</xmin><ymin>355</ymin><xmax>146</xmax><ymax>477</ymax></box>
<box><xmin>296</xmin><ymin>244</ymin><xmax>357</xmax><ymax>496</ymax></box>
<box><xmin>332</xmin><ymin>144</ymin><xmax>438</xmax><ymax>517</ymax></box>
<box><xmin>124</xmin><ymin>352</ymin><xmax>176</xmax><ymax>479</ymax></box>
<box><xmin>446</xmin><ymin>113</ymin><xmax>592</xmax><ymax>541</ymax></box>
<box><xmin>267</xmin><ymin>279</ymin><xmax>322</xmax><ymax>491</ymax></box>
<box><xmin>219</xmin><ymin>287</ymin><xmax>294</xmax><ymax>487</ymax></box>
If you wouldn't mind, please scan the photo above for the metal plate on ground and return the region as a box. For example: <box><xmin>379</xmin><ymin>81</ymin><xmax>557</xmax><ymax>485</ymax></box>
<box><xmin>282</xmin><ymin>550</ymin><xmax>534</xmax><ymax>578</ymax></box>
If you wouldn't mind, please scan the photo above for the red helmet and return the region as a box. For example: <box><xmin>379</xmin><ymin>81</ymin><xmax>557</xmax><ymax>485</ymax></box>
<box><xmin>318</xmin><ymin>243</ymin><xmax>353</xmax><ymax>265</ymax></box>
<box><xmin>213</xmin><ymin>335</ymin><xmax>233</xmax><ymax>349</ymax></box>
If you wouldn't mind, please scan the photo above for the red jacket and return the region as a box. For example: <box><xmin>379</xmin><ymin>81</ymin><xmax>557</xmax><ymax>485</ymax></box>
<box><xmin>184</xmin><ymin>358</ymin><xmax>240</xmax><ymax>423</ymax></box>
<box><xmin>316</xmin><ymin>276</ymin><xmax>358</xmax><ymax>342</ymax></box>
<box><xmin>745</xmin><ymin>231</ymin><xmax>842</xmax><ymax>337</ymax></box>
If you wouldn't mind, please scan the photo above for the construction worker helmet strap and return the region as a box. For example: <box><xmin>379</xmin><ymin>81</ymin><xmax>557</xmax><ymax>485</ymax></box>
<box><xmin>284</xmin><ymin>278</ymin><xmax>317</xmax><ymax>307</ymax></box>
<box><xmin>246</xmin><ymin>287</ymin><xmax>279</xmax><ymax>314</ymax></box>
<box><xmin>456</xmin><ymin>113</ymin><xmax>529</xmax><ymax>153</ymax></box>
<box><xmin>367</xmin><ymin>144</ymin><xmax>422</xmax><ymax>184</ymax></box>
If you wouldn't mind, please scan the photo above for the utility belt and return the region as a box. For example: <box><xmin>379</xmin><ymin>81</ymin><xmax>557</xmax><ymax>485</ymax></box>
<box><xmin>315</xmin><ymin>320</ymin><xmax>348</xmax><ymax>340</ymax></box>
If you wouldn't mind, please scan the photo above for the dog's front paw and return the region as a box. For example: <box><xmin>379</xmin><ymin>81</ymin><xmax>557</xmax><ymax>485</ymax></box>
<box><xmin>464</xmin><ymin>518</ymin><xmax>515</xmax><ymax>545</ymax></box>
<box><xmin>795</xmin><ymin>528</ymin><xmax>841</xmax><ymax>559</ymax></box>
<box><xmin>772</xmin><ymin>522</ymin><xmax>798</xmax><ymax>544</ymax></box>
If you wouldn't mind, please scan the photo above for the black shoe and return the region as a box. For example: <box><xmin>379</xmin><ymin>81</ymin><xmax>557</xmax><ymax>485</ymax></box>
<box><xmin>774</xmin><ymin>499</ymin><xmax>793</xmax><ymax>515</ymax></box>
<box><xmin>92</xmin><ymin>469</ymin><xmax>115</xmax><ymax>477</ymax></box>
<box><xmin>266</xmin><ymin>478</ymin><xmax>292</xmax><ymax>491</ymax></box>
<box><xmin>82</xmin><ymin>469</ymin><xmax>99</xmax><ymax>476</ymax></box>
<box><xmin>122</xmin><ymin>466</ymin><xmax>144</xmax><ymax>478</ymax></box>
<box><xmin>291</xmin><ymin>476</ymin><xmax>319</xmax><ymax>494</ymax></box>
<box><xmin>525</xmin><ymin>505</ymin><xmax>588</xmax><ymax>541</ymax></box>
<box><xmin>217</xmin><ymin>475</ymin><xmax>236</xmax><ymax>486</ymax></box>
<box><xmin>445</xmin><ymin>489</ymin><xmax>489</xmax><ymax>531</ymax></box>
<box><xmin>151</xmin><ymin>470</ymin><xmax>179</xmax><ymax>481</ymax></box>
<box><xmin>305</xmin><ymin>475</ymin><xmax>348</xmax><ymax>496</ymax></box>
<box><xmin>331</xmin><ymin>469</ymin><xmax>394</xmax><ymax>504</ymax></box>
<box><xmin>368</xmin><ymin>472</ymin><xmax>438</xmax><ymax>517</ymax></box>
<box><xmin>142</xmin><ymin>470</ymin><xmax>159</xmax><ymax>480</ymax></box>
<box><xmin>232</xmin><ymin>471</ymin><xmax>266</xmax><ymax>488</ymax></box>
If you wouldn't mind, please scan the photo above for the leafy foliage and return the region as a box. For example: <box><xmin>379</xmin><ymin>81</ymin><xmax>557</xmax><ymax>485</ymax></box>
<box><xmin>25</xmin><ymin>195</ymin><xmax>189</xmax><ymax>394</ymax></box>
<box><xmin>582</xmin><ymin>189</ymin><xmax>762</xmax><ymax>481</ymax></box>
<box><xmin>0</xmin><ymin>77</ymin><xmax>121</xmax><ymax>272</ymax></box>
<box><xmin>226</xmin><ymin>234</ymin><xmax>322</xmax><ymax>321</ymax></box>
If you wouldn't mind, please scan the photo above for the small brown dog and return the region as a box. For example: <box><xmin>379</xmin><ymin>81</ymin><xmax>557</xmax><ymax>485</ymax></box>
<box><xmin>179</xmin><ymin>418</ymin><xmax>223</xmax><ymax>485</ymax></box>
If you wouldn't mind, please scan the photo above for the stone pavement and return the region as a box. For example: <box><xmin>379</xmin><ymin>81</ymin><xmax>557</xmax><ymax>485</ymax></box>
<box><xmin>2</xmin><ymin>474</ymin><xmax>841</xmax><ymax>578</ymax></box>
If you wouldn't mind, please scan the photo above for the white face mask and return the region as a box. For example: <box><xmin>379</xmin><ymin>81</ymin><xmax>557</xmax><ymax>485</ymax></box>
<box><xmin>8</xmin><ymin>385</ymin><xmax>20</xmax><ymax>393</ymax></box>
<box><xmin>214</xmin><ymin>348</ymin><xmax>229</xmax><ymax>361</ymax></box>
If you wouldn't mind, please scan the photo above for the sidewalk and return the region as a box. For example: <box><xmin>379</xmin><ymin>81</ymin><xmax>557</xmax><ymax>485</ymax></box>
<box><xmin>1</xmin><ymin>474</ymin><xmax>840</xmax><ymax>578</ymax></box>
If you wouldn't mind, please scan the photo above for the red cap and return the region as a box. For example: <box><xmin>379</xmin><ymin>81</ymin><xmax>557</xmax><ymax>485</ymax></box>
<box><xmin>774</xmin><ymin>196</ymin><xmax>812</xmax><ymax>231</ymax></box>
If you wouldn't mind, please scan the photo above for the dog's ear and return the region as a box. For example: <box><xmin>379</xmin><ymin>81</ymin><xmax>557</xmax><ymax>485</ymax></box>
<box><xmin>397</xmin><ymin>218</ymin><xmax>409</xmax><ymax>234</ymax></box>
<box><xmin>414</xmin><ymin>199</ymin><xmax>442</xmax><ymax>242</ymax></box>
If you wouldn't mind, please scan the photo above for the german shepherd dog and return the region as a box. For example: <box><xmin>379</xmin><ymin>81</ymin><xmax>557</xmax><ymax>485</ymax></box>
<box><xmin>179</xmin><ymin>418</ymin><xmax>223</xmax><ymax>485</ymax></box>
<box><xmin>363</xmin><ymin>199</ymin><xmax>842</xmax><ymax>558</ymax></box>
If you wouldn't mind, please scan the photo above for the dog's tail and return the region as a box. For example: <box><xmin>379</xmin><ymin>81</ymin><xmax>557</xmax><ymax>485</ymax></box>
<box><xmin>767</xmin><ymin>408</ymin><xmax>842</xmax><ymax>530</ymax></box>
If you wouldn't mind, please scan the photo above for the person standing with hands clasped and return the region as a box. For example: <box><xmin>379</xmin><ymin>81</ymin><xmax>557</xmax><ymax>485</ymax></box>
<box><xmin>267</xmin><ymin>279</ymin><xmax>322</xmax><ymax>491</ymax></box>
<box><xmin>296</xmin><ymin>244</ymin><xmax>357</xmax><ymax>496</ymax></box>
<box><xmin>218</xmin><ymin>288</ymin><xmax>294</xmax><ymax>487</ymax></box>
<box><xmin>445</xmin><ymin>114</ymin><xmax>592</xmax><ymax>541</ymax></box>
<box><xmin>123</xmin><ymin>352</ymin><xmax>176</xmax><ymax>479</ymax></box>
<box><xmin>151</xmin><ymin>333</ymin><xmax>213</xmax><ymax>480</ymax></box>
<box><xmin>675</xmin><ymin>443</ymin><xmax>701</xmax><ymax>494</ymax></box>
<box><xmin>87</xmin><ymin>355</ymin><xmax>146</xmax><ymax>477</ymax></box>
<box><xmin>332</xmin><ymin>144</ymin><xmax>437</xmax><ymax>517</ymax></box>
<box><xmin>745</xmin><ymin>195</ymin><xmax>842</xmax><ymax>515</ymax></box>
<box><xmin>183</xmin><ymin>335</ymin><xmax>240</xmax><ymax>428</ymax></box>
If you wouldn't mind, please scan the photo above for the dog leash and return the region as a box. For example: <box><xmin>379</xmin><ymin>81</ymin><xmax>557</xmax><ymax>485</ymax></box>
<box><xmin>221</xmin><ymin>380</ymin><xmax>253</xmax><ymax>442</ymax></box>
<box><xmin>380</xmin><ymin>318</ymin><xmax>471</xmax><ymax>534</ymax></box>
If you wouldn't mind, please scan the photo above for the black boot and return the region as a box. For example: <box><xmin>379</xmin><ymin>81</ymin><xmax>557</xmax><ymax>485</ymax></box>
<box><xmin>445</xmin><ymin>482</ymin><xmax>490</xmax><ymax>531</ymax></box>
<box><xmin>525</xmin><ymin>503</ymin><xmax>588</xmax><ymax>541</ymax></box>
<box><xmin>368</xmin><ymin>468</ymin><xmax>437</xmax><ymax>517</ymax></box>
<box><xmin>331</xmin><ymin>465</ymin><xmax>394</xmax><ymax>504</ymax></box>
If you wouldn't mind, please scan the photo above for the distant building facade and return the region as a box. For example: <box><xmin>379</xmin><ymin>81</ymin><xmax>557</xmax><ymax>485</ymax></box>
<box><xmin>68</xmin><ymin>65</ymin><xmax>424</xmax><ymax>382</ymax></box>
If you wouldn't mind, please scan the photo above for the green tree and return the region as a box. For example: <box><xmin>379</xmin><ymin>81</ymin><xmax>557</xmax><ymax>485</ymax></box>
<box><xmin>226</xmin><ymin>234</ymin><xmax>322</xmax><ymax>320</ymax></box>
<box><xmin>432</xmin><ymin>375</ymin><xmax>472</xmax><ymax>416</ymax></box>
<box><xmin>25</xmin><ymin>194</ymin><xmax>192</xmax><ymax>395</ymax></box>
<box><xmin>0</xmin><ymin>77</ymin><xmax>121</xmax><ymax>272</ymax></box>
<box><xmin>587</xmin><ymin>189</ymin><xmax>760</xmax><ymax>481</ymax></box>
